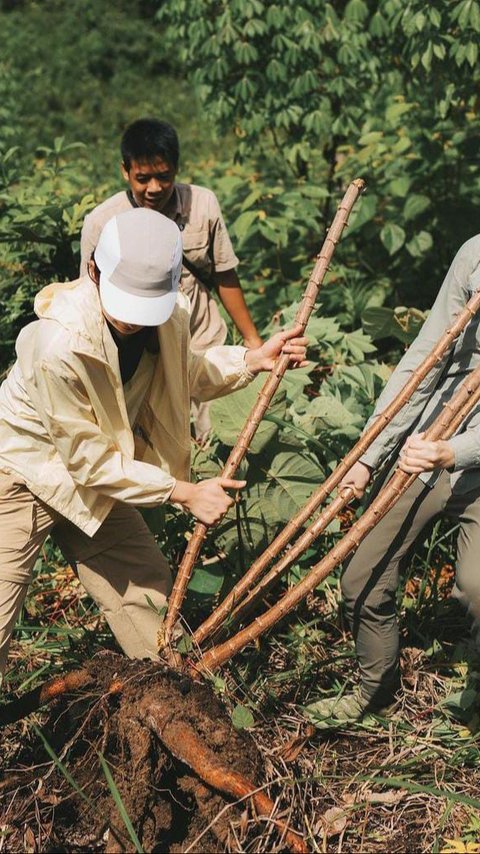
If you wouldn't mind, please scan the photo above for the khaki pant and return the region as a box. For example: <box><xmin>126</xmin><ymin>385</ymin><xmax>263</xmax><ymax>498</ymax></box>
<box><xmin>341</xmin><ymin>470</ymin><xmax>480</xmax><ymax>706</ymax></box>
<box><xmin>0</xmin><ymin>472</ymin><xmax>172</xmax><ymax>680</ymax></box>
<box><xmin>186</xmin><ymin>278</ymin><xmax>228</xmax><ymax>442</ymax></box>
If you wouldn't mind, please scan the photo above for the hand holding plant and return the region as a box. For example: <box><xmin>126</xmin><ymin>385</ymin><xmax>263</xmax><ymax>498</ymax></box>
<box><xmin>399</xmin><ymin>433</ymin><xmax>455</xmax><ymax>473</ymax></box>
<box><xmin>170</xmin><ymin>477</ymin><xmax>246</xmax><ymax>525</ymax></box>
<box><xmin>245</xmin><ymin>323</ymin><xmax>309</xmax><ymax>373</ymax></box>
<box><xmin>338</xmin><ymin>460</ymin><xmax>372</xmax><ymax>499</ymax></box>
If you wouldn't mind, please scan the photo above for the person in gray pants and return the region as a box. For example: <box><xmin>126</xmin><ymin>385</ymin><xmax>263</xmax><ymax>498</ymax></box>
<box><xmin>309</xmin><ymin>234</ymin><xmax>480</xmax><ymax>725</ymax></box>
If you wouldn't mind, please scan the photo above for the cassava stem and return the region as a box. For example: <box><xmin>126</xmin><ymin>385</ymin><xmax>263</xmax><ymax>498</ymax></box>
<box><xmin>196</xmin><ymin>365</ymin><xmax>480</xmax><ymax>672</ymax></box>
<box><xmin>161</xmin><ymin>178</ymin><xmax>366</xmax><ymax>650</ymax></box>
<box><xmin>194</xmin><ymin>287</ymin><xmax>480</xmax><ymax>646</ymax></box>
<box><xmin>213</xmin><ymin>489</ymin><xmax>354</xmax><ymax>636</ymax></box>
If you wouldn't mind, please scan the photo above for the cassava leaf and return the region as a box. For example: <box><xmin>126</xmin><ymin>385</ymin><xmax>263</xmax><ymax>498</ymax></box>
<box><xmin>210</xmin><ymin>376</ymin><xmax>287</xmax><ymax>453</ymax></box>
<box><xmin>266</xmin><ymin>451</ymin><xmax>324</xmax><ymax>519</ymax></box>
<box><xmin>231</xmin><ymin>704</ymin><xmax>255</xmax><ymax>730</ymax></box>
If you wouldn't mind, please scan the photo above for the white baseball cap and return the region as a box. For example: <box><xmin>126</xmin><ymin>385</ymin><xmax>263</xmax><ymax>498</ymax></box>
<box><xmin>94</xmin><ymin>207</ymin><xmax>182</xmax><ymax>326</ymax></box>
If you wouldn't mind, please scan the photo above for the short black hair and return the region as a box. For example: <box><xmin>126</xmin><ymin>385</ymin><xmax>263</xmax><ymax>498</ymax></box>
<box><xmin>121</xmin><ymin>118</ymin><xmax>180</xmax><ymax>171</ymax></box>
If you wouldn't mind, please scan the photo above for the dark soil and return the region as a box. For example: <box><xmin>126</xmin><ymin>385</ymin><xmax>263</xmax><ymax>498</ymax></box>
<box><xmin>0</xmin><ymin>652</ymin><xmax>263</xmax><ymax>852</ymax></box>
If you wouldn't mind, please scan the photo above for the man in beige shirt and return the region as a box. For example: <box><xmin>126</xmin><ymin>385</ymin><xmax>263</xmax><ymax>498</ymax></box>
<box><xmin>80</xmin><ymin>118</ymin><xmax>262</xmax><ymax>438</ymax></box>
<box><xmin>0</xmin><ymin>207</ymin><xmax>307</xmax><ymax>682</ymax></box>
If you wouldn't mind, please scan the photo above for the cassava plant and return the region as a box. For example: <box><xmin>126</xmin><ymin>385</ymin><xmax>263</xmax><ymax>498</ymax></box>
<box><xmin>194</xmin><ymin>285</ymin><xmax>480</xmax><ymax>645</ymax></box>
<box><xmin>196</xmin><ymin>361</ymin><xmax>480</xmax><ymax>673</ymax></box>
<box><xmin>160</xmin><ymin>178</ymin><xmax>366</xmax><ymax>650</ymax></box>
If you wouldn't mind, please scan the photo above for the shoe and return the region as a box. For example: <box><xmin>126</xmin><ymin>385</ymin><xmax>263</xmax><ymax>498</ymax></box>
<box><xmin>304</xmin><ymin>690</ymin><xmax>393</xmax><ymax>730</ymax></box>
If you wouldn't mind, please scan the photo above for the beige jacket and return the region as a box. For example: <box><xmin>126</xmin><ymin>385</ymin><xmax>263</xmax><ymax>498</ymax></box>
<box><xmin>0</xmin><ymin>277</ymin><xmax>253</xmax><ymax>535</ymax></box>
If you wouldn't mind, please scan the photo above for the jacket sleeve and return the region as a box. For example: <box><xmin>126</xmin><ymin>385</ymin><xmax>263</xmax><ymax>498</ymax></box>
<box><xmin>28</xmin><ymin>356</ymin><xmax>177</xmax><ymax>505</ymax></box>
<box><xmin>360</xmin><ymin>240</ymin><xmax>480</xmax><ymax>470</ymax></box>
<box><xmin>79</xmin><ymin>214</ymin><xmax>102</xmax><ymax>277</ymax></box>
<box><xmin>449</xmin><ymin>407</ymin><xmax>480</xmax><ymax>471</ymax></box>
<box><xmin>188</xmin><ymin>344</ymin><xmax>255</xmax><ymax>402</ymax></box>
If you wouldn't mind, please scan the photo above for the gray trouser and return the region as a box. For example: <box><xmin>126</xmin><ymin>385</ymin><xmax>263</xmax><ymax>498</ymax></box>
<box><xmin>341</xmin><ymin>469</ymin><xmax>480</xmax><ymax>706</ymax></box>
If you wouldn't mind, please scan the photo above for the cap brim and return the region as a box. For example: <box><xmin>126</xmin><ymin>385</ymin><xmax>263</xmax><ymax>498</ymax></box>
<box><xmin>99</xmin><ymin>273</ymin><xmax>178</xmax><ymax>326</ymax></box>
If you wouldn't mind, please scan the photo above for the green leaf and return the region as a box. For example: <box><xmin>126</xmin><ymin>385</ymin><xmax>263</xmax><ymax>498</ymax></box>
<box><xmin>210</xmin><ymin>375</ymin><xmax>287</xmax><ymax>453</ymax></box>
<box><xmin>280</xmin><ymin>366</ymin><xmax>313</xmax><ymax>403</ymax></box>
<box><xmin>380</xmin><ymin>223</ymin><xmax>406</xmax><ymax>255</ymax></box>
<box><xmin>263</xmin><ymin>413</ymin><xmax>331</xmax><ymax>455</ymax></box>
<box><xmin>362</xmin><ymin>306</ymin><xmax>426</xmax><ymax>344</ymax></box>
<box><xmin>414</xmin><ymin>10</ymin><xmax>426</xmax><ymax>31</ymax></box>
<box><xmin>344</xmin><ymin>0</ymin><xmax>369</xmax><ymax>21</ymax></box>
<box><xmin>440</xmin><ymin>688</ymin><xmax>477</xmax><ymax>715</ymax></box>
<box><xmin>266</xmin><ymin>451</ymin><xmax>323</xmax><ymax>518</ymax></box>
<box><xmin>297</xmin><ymin>395</ymin><xmax>362</xmax><ymax>432</ymax></box>
<box><xmin>240</xmin><ymin>188</ymin><xmax>263</xmax><ymax>211</ymax></box>
<box><xmin>347</xmin><ymin>193</ymin><xmax>377</xmax><ymax>234</ymax></box>
<box><xmin>362</xmin><ymin>306</ymin><xmax>398</xmax><ymax>340</ymax></box>
<box><xmin>188</xmin><ymin>563</ymin><xmax>224</xmax><ymax>596</ymax></box>
<box><xmin>231</xmin><ymin>703</ymin><xmax>255</xmax><ymax>730</ymax></box>
<box><xmin>232</xmin><ymin>209</ymin><xmax>259</xmax><ymax>242</ymax></box>
<box><xmin>336</xmin><ymin>363</ymin><xmax>377</xmax><ymax>400</ymax></box>
<box><xmin>385</xmin><ymin>101</ymin><xmax>414</xmax><ymax>124</ymax></box>
<box><xmin>389</xmin><ymin>176</ymin><xmax>411</xmax><ymax>198</ymax></box>
<box><xmin>358</xmin><ymin>131</ymin><xmax>384</xmax><ymax>146</ymax></box>
<box><xmin>433</xmin><ymin>42</ymin><xmax>446</xmax><ymax>60</ymax></box>
<box><xmin>369</xmin><ymin>10</ymin><xmax>388</xmax><ymax>37</ymax></box>
<box><xmin>472</xmin><ymin>0</ymin><xmax>480</xmax><ymax>29</ymax></box>
<box><xmin>191</xmin><ymin>444</ymin><xmax>222</xmax><ymax>480</ymax></box>
<box><xmin>403</xmin><ymin>194</ymin><xmax>430</xmax><ymax>221</ymax></box>
<box><xmin>421</xmin><ymin>42</ymin><xmax>433</xmax><ymax>71</ymax></box>
<box><xmin>406</xmin><ymin>230</ymin><xmax>433</xmax><ymax>257</ymax></box>
<box><xmin>176</xmin><ymin>633</ymin><xmax>194</xmax><ymax>653</ymax></box>
<box><xmin>144</xmin><ymin>596</ymin><xmax>167</xmax><ymax>620</ymax></box>
<box><xmin>215</xmin><ymin>483</ymin><xmax>278</xmax><ymax>557</ymax></box>
<box><xmin>215</xmin><ymin>512</ymin><xmax>273</xmax><ymax>557</ymax></box>
<box><xmin>466</xmin><ymin>41</ymin><xmax>478</xmax><ymax>66</ymax></box>
<box><xmin>344</xmin><ymin>328</ymin><xmax>377</xmax><ymax>360</ymax></box>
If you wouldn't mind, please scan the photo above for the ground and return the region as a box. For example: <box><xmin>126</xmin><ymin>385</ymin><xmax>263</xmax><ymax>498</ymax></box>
<box><xmin>1</xmin><ymin>542</ymin><xmax>480</xmax><ymax>852</ymax></box>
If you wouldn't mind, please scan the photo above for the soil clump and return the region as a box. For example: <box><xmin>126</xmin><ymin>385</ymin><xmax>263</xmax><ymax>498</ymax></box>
<box><xmin>0</xmin><ymin>652</ymin><xmax>263</xmax><ymax>852</ymax></box>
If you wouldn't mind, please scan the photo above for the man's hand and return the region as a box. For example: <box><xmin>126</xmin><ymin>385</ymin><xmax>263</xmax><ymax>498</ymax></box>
<box><xmin>170</xmin><ymin>477</ymin><xmax>246</xmax><ymax>525</ymax></box>
<box><xmin>338</xmin><ymin>461</ymin><xmax>373</xmax><ymax>500</ymax></box>
<box><xmin>398</xmin><ymin>433</ymin><xmax>455</xmax><ymax>474</ymax></box>
<box><xmin>245</xmin><ymin>324</ymin><xmax>309</xmax><ymax>374</ymax></box>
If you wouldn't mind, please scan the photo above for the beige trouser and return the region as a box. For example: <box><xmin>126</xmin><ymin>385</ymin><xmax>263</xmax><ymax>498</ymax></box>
<box><xmin>341</xmin><ymin>469</ymin><xmax>480</xmax><ymax>706</ymax></box>
<box><xmin>0</xmin><ymin>472</ymin><xmax>172</xmax><ymax>680</ymax></box>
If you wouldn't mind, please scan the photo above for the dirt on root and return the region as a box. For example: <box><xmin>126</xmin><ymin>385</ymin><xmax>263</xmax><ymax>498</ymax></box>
<box><xmin>0</xmin><ymin>652</ymin><xmax>263</xmax><ymax>853</ymax></box>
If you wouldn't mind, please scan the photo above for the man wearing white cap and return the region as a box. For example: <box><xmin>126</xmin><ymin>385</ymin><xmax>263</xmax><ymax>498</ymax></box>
<box><xmin>0</xmin><ymin>208</ymin><xmax>307</xmax><ymax>680</ymax></box>
<box><xmin>80</xmin><ymin>117</ymin><xmax>263</xmax><ymax>441</ymax></box>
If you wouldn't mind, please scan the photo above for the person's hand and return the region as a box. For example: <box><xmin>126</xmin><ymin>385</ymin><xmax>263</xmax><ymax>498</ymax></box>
<box><xmin>245</xmin><ymin>324</ymin><xmax>309</xmax><ymax>374</ymax></box>
<box><xmin>338</xmin><ymin>461</ymin><xmax>373</xmax><ymax>500</ymax></box>
<box><xmin>170</xmin><ymin>477</ymin><xmax>246</xmax><ymax>525</ymax></box>
<box><xmin>399</xmin><ymin>433</ymin><xmax>455</xmax><ymax>474</ymax></box>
